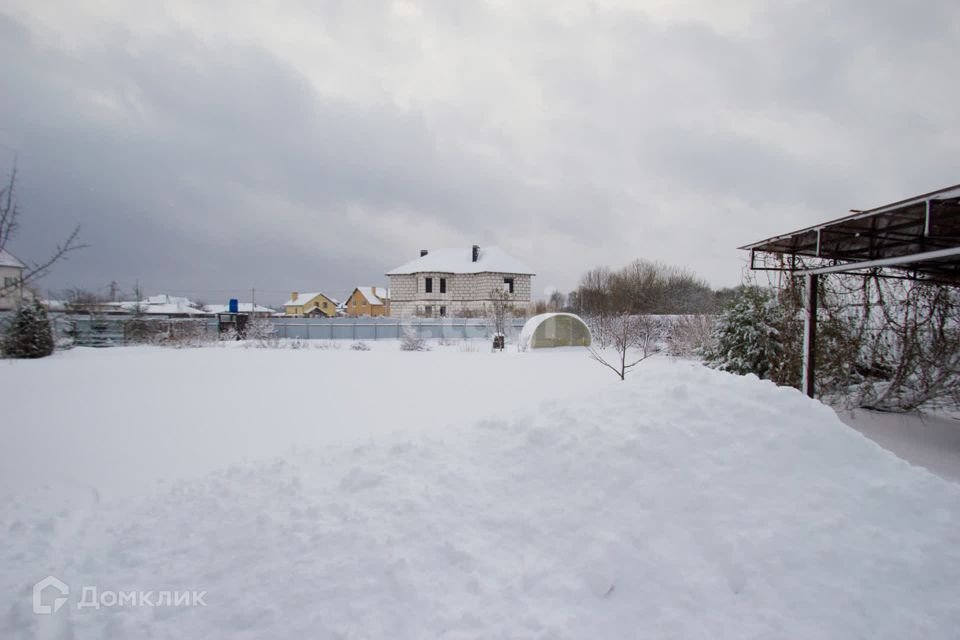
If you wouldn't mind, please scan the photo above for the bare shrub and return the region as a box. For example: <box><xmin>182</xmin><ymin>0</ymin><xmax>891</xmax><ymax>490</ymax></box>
<box><xmin>667</xmin><ymin>314</ymin><xmax>716</xmax><ymax>358</ymax></box>
<box><xmin>400</xmin><ymin>326</ymin><xmax>429</xmax><ymax>351</ymax></box>
<box><xmin>351</xmin><ymin>341</ymin><xmax>371</xmax><ymax>351</ymax></box>
<box><xmin>459</xmin><ymin>340</ymin><xmax>479</xmax><ymax>352</ymax></box>
<box><xmin>246</xmin><ymin>315</ymin><xmax>279</xmax><ymax>348</ymax></box>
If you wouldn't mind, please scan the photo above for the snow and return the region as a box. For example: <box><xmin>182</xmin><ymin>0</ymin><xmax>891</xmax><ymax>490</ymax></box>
<box><xmin>839</xmin><ymin>409</ymin><xmax>960</xmax><ymax>484</ymax></box>
<box><xmin>0</xmin><ymin>248</ymin><xmax>26</xmax><ymax>268</ymax></box>
<box><xmin>2</xmin><ymin>347</ymin><xmax>960</xmax><ymax>638</ymax></box>
<box><xmin>386</xmin><ymin>246</ymin><xmax>535</xmax><ymax>275</ymax></box>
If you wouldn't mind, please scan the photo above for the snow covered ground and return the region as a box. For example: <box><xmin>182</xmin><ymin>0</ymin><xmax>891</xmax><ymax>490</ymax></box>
<box><xmin>839</xmin><ymin>409</ymin><xmax>960</xmax><ymax>484</ymax></box>
<box><xmin>2</xmin><ymin>344</ymin><xmax>960</xmax><ymax>638</ymax></box>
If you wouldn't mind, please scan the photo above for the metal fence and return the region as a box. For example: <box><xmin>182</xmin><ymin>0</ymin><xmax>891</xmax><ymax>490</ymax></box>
<box><xmin>270</xmin><ymin>317</ymin><xmax>525</xmax><ymax>341</ymax></box>
<box><xmin>31</xmin><ymin>314</ymin><xmax>527</xmax><ymax>346</ymax></box>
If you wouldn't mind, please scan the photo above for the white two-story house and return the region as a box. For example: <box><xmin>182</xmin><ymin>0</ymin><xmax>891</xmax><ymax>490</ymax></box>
<box><xmin>0</xmin><ymin>248</ymin><xmax>28</xmax><ymax>311</ymax></box>
<box><xmin>386</xmin><ymin>245</ymin><xmax>534</xmax><ymax>318</ymax></box>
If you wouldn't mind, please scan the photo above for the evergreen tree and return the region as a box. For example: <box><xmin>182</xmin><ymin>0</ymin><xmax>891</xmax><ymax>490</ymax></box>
<box><xmin>700</xmin><ymin>286</ymin><xmax>787</xmax><ymax>380</ymax></box>
<box><xmin>1</xmin><ymin>302</ymin><xmax>55</xmax><ymax>358</ymax></box>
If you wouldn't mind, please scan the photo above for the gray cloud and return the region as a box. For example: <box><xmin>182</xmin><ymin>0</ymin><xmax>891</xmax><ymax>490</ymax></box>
<box><xmin>1</xmin><ymin>1</ymin><xmax>958</xmax><ymax>303</ymax></box>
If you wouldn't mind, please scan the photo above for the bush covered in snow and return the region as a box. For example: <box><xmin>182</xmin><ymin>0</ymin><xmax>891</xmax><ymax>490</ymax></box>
<box><xmin>351</xmin><ymin>341</ymin><xmax>371</xmax><ymax>351</ymax></box>
<box><xmin>1</xmin><ymin>302</ymin><xmax>55</xmax><ymax>358</ymax></box>
<box><xmin>246</xmin><ymin>315</ymin><xmax>279</xmax><ymax>348</ymax></box>
<box><xmin>400</xmin><ymin>326</ymin><xmax>429</xmax><ymax>351</ymax></box>
<box><xmin>700</xmin><ymin>286</ymin><xmax>788</xmax><ymax>380</ymax></box>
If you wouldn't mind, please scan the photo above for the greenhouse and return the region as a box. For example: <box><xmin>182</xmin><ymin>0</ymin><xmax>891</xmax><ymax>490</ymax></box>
<box><xmin>519</xmin><ymin>313</ymin><xmax>592</xmax><ymax>350</ymax></box>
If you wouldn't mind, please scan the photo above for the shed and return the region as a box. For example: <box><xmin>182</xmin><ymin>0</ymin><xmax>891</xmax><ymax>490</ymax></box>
<box><xmin>519</xmin><ymin>313</ymin><xmax>592</xmax><ymax>350</ymax></box>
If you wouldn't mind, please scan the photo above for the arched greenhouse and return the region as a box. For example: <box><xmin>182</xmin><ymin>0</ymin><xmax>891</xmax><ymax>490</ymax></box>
<box><xmin>519</xmin><ymin>313</ymin><xmax>592</xmax><ymax>350</ymax></box>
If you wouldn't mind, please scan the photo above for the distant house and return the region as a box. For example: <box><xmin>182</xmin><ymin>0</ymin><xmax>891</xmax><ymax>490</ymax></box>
<box><xmin>111</xmin><ymin>294</ymin><xmax>206</xmax><ymax>316</ymax></box>
<box><xmin>0</xmin><ymin>248</ymin><xmax>31</xmax><ymax>311</ymax></box>
<box><xmin>203</xmin><ymin>302</ymin><xmax>275</xmax><ymax>317</ymax></box>
<box><xmin>386</xmin><ymin>245</ymin><xmax>534</xmax><ymax>318</ymax></box>
<box><xmin>284</xmin><ymin>292</ymin><xmax>339</xmax><ymax>318</ymax></box>
<box><xmin>345</xmin><ymin>287</ymin><xmax>390</xmax><ymax>317</ymax></box>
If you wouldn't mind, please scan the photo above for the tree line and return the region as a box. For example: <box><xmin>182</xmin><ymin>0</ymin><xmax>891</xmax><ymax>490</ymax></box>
<box><xmin>557</xmin><ymin>259</ymin><xmax>735</xmax><ymax>316</ymax></box>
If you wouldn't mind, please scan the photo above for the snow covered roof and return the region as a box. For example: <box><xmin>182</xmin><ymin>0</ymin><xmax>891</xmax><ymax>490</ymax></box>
<box><xmin>103</xmin><ymin>294</ymin><xmax>206</xmax><ymax>315</ymax></box>
<box><xmin>0</xmin><ymin>248</ymin><xmax>25</xmax><ymax>269</ymax></box>
<box><xmin>284</xmin><ymin>292</ymin><xmax>339</xmax><ymax>307</ymax></box>
<box><xmin>355</xmin><ymin>286</ymin><xmax>389</xmax><ymax>305</ymax></box>
<box><xmin>386</xmin><ymin>246</ymin><xmax>534</xmax><ymax>276</ymax></box>
<box><xmin>41</xmin><ymin>299</ymin><xmax>67</xmax><ymax>311</ymax></box>
<box><xmin>204</xmin><ymin>303</ymin><xmax>274</xmax><ymax>314</ymax></box>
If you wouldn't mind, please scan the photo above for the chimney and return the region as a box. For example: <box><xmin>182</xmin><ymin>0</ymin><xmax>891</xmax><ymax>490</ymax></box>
<box><xmin>472</xmin><ymin>245</ymin><xmax>480</xmax><ymax>262</ymax></box>
<box><xmin>420</xmin><ymin>249</ymin><xmax>429</xmax><ymax>257</ymax></box>
<box><xmin>291</xmin><ymin>292</ymin><xmax>298</xmax><ymax>302</ymax></box>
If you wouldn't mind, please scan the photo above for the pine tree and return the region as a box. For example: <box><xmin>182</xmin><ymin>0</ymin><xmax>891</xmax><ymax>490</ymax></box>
<box><xmin>700</xmin><ymin>286</ymin><xmax>785</xmax><ymax>379</ymax></box>
<box><xmin>1</xmin><ymin>302</ymin><xmax>55</xmax><ymax>358</ymax></box>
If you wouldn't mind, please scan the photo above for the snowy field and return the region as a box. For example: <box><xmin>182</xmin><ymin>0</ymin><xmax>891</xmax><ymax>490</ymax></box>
<box><xmin>2</xmin><ymin>343</ymin><xmax>960</xmax><ymax>638</ymax></box>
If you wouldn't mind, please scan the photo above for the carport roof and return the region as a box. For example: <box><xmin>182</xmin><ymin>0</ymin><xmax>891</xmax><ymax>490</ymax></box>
<box><xmin>740</xmin><ymin>184</ymin><xmax>960</xmax><ymax>282</ymax></box>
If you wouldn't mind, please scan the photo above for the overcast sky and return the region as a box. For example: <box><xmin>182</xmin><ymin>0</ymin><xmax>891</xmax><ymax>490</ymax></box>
<box><xmin>1</xmin><ymin>0</ymin><xmax>958</xmax><ymax>304</ymax></box>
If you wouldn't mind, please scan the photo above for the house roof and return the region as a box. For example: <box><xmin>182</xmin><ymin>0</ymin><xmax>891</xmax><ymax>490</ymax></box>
<box><xmin>104</xmin><ymin>294</ymin><xmax>206</xmax><ymax>315</ymax></box>
<box><xmin>203</xmin><ymin>303</ymin><xmax>274</xmax><ymax>314</ymax></box>
<box><xmin>0</xmin><ymin>248</ymin><xmax>26</xmax><ymax>269</ymax></box>
<box><xmin>284</xmin><ymin>292</ymin><xmax>339</xmax><ymax>307</ymax></box>
<box><xmin>386</xmin><ymin>246</ymin><xmax>535</xmax><ymax>276</ymax></box>
<box><xmin>354</xmin><ymin>286</ymin><xmax>389</xmax><ymax>305</ymax></box>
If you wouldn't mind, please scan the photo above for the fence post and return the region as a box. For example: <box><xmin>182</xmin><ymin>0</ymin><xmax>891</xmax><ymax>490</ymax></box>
<box><xmin>306</xmin><ymin>321</ymin><xmax>310</xmax><ymax>340</ymax></box>
<box><xmin>802</xmin><ymin>273</ymin><xmax>818</xmax><ymax>398</ymax></box>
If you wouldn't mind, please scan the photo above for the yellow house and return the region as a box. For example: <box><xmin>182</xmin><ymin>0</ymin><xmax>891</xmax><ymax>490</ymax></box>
<box><xmin>346</xmin><ymin>287</ymin><xmax>390</xmax><ymax>317</ymax></box>
<box><xmin>284</xmin><ymin>291</ymin><xmax>339</xmax><ymax>317</ymax></box>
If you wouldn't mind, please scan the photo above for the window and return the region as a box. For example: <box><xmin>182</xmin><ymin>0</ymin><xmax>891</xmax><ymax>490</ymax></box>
<box><xmin>322</xmin><ymin>301</ymin><xmax>328</xmax><ymax>308</ymax></box>
<box><xmin>504</xmin><ymin>277</ymin><xmax>515</xmax><ymax>294</ymax></box>
<box><xmin>440</xmin><ymin>305</ymin><xmax>447</xmax><ymax>317</ymax></box>
<box><xmin>424</xmin><ymin>305</ymin><xmax>433</xmax><ymax>317</ymax></box>
<box><xmin>425</xmin><ymin>277</ymin><xmax>433</xmax><ymax>293</ymax></box>
<box><xmin>439</xmin><ymin>278</ymin><xmax>446</xmax><ymax>294</ymax></box>
<box><xmin>3</xmin><ymin>276</ymin><xmax>17</xmax><ymax>289</ymax></box>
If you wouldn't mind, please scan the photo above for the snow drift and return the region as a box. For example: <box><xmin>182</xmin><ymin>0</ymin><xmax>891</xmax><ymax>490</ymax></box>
<box><xmin>2</xmin><ymin>352</ymin><xmax>959</xmax><ymax>638</ymax></box>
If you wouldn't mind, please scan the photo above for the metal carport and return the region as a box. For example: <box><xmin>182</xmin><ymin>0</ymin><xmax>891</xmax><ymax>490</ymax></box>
<box><xmin>740</xmin><ymin>184</ymin><xmax>960</xmax><ymax>397</ymax></box>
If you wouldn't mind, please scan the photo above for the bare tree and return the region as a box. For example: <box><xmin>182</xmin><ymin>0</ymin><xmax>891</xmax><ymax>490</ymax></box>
<box><xmin>587</xmin><ymin>313</ymin><xmax>663</xmax><ymax>380</ymax></box>
<box><xmin>488</xmin><ymin>286</ymin><xmax>514</xmax><ymax>351</ymax></box>
<box><xmin>0</xmin><ymin>165</ymin><xmax>85</xmax><ymax>299</ymax></box>
<box><xmin>548</xmin><ymin>290</ymin><xmax>566</xmax><ymax>311</ymax></box>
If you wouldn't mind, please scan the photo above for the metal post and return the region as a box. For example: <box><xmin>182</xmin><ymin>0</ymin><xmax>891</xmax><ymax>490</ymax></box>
<box><xmin>802</xmin><ymin>274</ymin><xmax>818</xmax><ymax>398</ymax></box>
